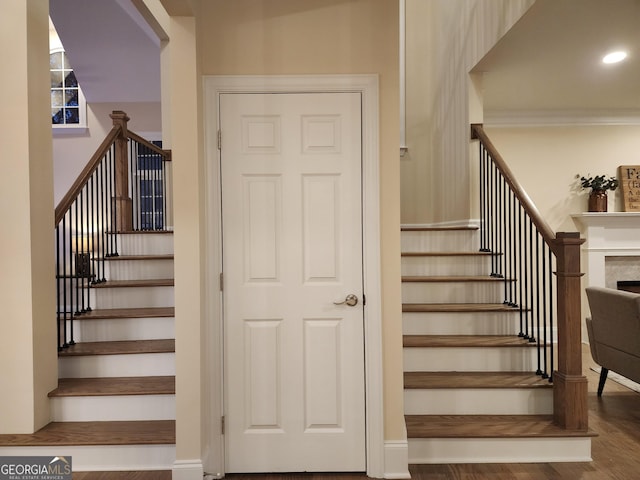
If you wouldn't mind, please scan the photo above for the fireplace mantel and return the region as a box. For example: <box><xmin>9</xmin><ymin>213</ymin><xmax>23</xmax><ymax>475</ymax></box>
<box><xmin>572</xmin><ymin>212</ymin><xmax>640</xmax><ymax>341</ymax></box>
<box><xmin>572</xmin><ymin>212</ymin><xmax>640</xmax><ymax>255</ymax></box>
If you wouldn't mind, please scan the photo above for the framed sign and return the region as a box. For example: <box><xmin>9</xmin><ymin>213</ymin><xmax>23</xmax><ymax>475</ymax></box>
<box><xmin>619</xmin><ymin>165</ymin><xmax>640</xmax><ymax>212</ymax></box>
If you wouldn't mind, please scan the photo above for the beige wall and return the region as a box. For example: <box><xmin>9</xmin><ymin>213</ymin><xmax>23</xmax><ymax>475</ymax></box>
<box><xmin>167</xmin><ymin>0</ymin><xmax>403</xmax><ymax>467</ymax></box>
<box><xmin>197</xmin><ymin>0</ymin><xmax>403</xmax><ymax>440</ymax></box>
<box><xmin>402</xmin><ymin>0</ymin><xmax>535</xmax><ymax>225</ymax></box>
<box><xmin>0</xmin><ymin>0</ymin><xmax>57</xmax><ymax>434</ymax></box>
<box><xmin>485</xmin><ymin>125</ymin><xmax>640</xmax><ymax>232</ymax></box>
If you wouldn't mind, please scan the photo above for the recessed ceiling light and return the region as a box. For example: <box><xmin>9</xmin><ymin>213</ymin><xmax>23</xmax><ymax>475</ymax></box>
<box><xmin>602</xmin><ymin>51</ymin><xmax>628</xmax><ymax>64</ymax></box>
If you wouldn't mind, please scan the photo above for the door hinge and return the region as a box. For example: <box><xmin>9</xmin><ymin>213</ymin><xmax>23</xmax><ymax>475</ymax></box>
<box><xmin>221</xmin><ymin>415</ymin><xmax>225</xmax><ymax>435</ymax></box>
<box><xmin>217</xmin><ymin>129</ymin><xmax>222</xmax><ymax>150</ymax></box>
<box><xmin>363</xmin><ymin>293</ymin><xmax>366</xmax><ymax>306</ymax></box>
<box><xmin>219</xmin><ymin>272</ymin><xmax>224</xmax><ymax>292</ymax></box>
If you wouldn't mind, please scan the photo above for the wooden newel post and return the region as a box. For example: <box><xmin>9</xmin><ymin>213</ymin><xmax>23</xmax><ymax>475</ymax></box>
<box><xmin>553</xmin><ymin>232</ymin><xmax>588</xmax><ymax>431</ymax></box>
<box><xmin>110</xmin><ymin>111</ymin><xmax>133</xmax><ymax>232</ymax></box>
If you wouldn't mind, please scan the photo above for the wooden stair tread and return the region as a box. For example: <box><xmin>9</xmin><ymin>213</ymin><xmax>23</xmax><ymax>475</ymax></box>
<box><xmin>402</xmin><ymin>275</ymin><xmax>514</xmax><ymax>282</ymax></box>
<box><xmin>73</xmin><ymin>472</ymin><xmax>172</xmax><ymax>480</ymax></box>
<box><xmin>117</xmin><ymin>230</ymin><xmax>173</xmax><ymax>235</ymax></box>
<box><xmin>403</xmin><ymin>303</ymin><xmax>518</xmax><ymax>313</ymax></box>
<box><xmin>75</xmin><ymin>307</ymin><xmax>175</xmax><ymax>320</ymax></box>
<box><xmin>100</xmin><ymin>254</ymin><xmax>174</xmax><ymax>261</ymax></box>
<box><xmin>401</xmin><ymin>226</ymin><xmax>479</xmax><ymax>232</ymax></box>
<box><xmin>59</xmin><ymin>339</ymin><xmax>175</xmax><ymax>357</ymax></box>
<box><xmin>404</xmin><ymin>371</ymin><xmax>552</xmax><ymax>389</ymax></box>
<box><xmin>405</xmin><ymin>415</ymin><xmax>595</xmax><ymax>439</ymax></box>
<box><xmin>49</xmin><ymin>376</ymin><xmax>175</xmax><ymax>397</ymax></box>
<box><xmin>91</xmin><ymin>279</ymin><xmax>174</xmax><ymax>288</ymax></box>
<box><xmin>402</xmin><ymin>251</ymin><xmax>498</xmax><ymax>257</ymax></box>
<box><xmin>0</xmin><ymin>420</ymin><xmax>175</xmax><ymax>446</ymax></box>
<box><xmin>404</xmin><ymin>335</ymin><xmax>538</xmax><ymax>348</ymax></box>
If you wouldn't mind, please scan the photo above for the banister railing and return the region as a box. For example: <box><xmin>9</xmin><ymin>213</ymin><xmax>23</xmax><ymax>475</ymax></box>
<box><xmin>471</xmin><ymin>124</ymin><xmax>588</xmax><ymax>432</ymax></box>
<box><xmin>55</xmin><ymin>111</ymin><xmax>171</xmax><ymax>351</ymax></box>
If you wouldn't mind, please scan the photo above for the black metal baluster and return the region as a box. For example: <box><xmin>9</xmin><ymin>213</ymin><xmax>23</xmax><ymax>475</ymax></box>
<box><xmin>528</xmin><ymin>218</ymin><xmax>535</xmax><ymax>341</ymax></box>
<box><xmin>68</xmin><ymin>208</ymin><xmax>76</xmax><ymax>346</ymax></box>
<box><xmin>523</xmin><ymin>212</ymin><xmax>532</xmax><ymax>340</ymax></box>
<box><xmin>162</xmin><ymin>154</ymin><xmax>167</xmax><ymax>230</ymax></box>
<box><xmin>62</xmin><ymin>215</ymin><xmax>69</xmax><ymax>348</ymax></box>
<box><xmin>130</xmin><ymin>140</ymin><xmax>137</xmax><ymax>231</ymax></box>
<box><xmin>516</xmin><ymin>202</ymin><xmax>523</xmax><ymax>335</ymax></box>
<box><xmin>79</xmin><ymin>187</ymin><xmax>86</xmax><ymax>314</ymax></box>
<box><xmin>489</xmin><ymin>160</ymin><xmax>497</xmax><ymax>273</ymax></box>
<box><xmin>534</xmin><ymin>232</ymin><xmax>541</xmax><ymax>378</ymax></box>
<box><xmin>509</xmin><ymin>190</ymin><xmax>517</xmax><ymax>306</ymax></box>
<box><xmin>548</xmin><ymin>248</ymin><xmax>555</xmax><ymax>382</ymax></box>
<box><xmin>541</xmin><ymin>241</ymin><xmax>549</xmax><ymax>379</ymax></box>
<box><xmin>56</xmin><ymin>225</ymin><xmax>61</xmax><ymax>350</ymax></box>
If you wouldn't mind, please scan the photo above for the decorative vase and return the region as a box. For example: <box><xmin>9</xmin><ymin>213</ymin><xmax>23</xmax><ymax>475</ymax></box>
<box><xmin>588</xmin><ymin>189</ymin><xmax>608</xmax><ymax>212</ymax></box>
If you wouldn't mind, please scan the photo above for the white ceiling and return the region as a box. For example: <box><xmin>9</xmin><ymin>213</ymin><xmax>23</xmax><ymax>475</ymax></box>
<box><xmin>474</xmin><ymin>0</ymin><xmax>640</xmax><ymax>121</ymax></box>
<box><xmin>50</xmin><ymin>0</ymin><xmax>640</xmax><ymax>121</ymax></box>
<box><xmin>49</xmin><ymin>0</ymin><xmax>161</xmax><ymax>104</ymax></box>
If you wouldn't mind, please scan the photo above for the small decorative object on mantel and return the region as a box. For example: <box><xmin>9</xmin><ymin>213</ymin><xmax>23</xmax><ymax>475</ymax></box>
<box><xmin>578</xmin><ymin>174</ymin><xmax>619</xmax><ymax>212</ymax></box>
<box><xmin>618</xmin><ymin>165</ymin><xmax>640</xmax><ymax>212</ymax></box>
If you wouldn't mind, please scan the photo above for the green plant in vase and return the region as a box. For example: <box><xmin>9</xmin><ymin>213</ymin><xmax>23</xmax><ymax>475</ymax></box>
<box><xmin>578</xmin><ymin>174</ymin><xmax>619</xmax><ymax>212</ymax></box>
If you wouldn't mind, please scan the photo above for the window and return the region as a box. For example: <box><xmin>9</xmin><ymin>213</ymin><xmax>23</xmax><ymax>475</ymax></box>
<box><xmin>50</xmin><ymin>49</ymin><xmax>86</xmax><ymax>128</ymax></box>
<box><xmin>137</xmin><ymin>141</ymin><xmax>165</xmax><ymax>230</ymax></box>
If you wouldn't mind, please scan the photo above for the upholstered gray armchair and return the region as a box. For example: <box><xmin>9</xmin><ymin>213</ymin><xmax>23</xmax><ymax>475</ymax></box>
<box><xmin>585</xmin><ymin>286</ymin><xmax>640</xmax><ymax>396</ymax></box>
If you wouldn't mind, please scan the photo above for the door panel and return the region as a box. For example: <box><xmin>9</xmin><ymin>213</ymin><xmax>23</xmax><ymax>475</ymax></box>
<box><xmin>221</xmin><ymin>92</ymin><xmax>365</xmax><ymax>472</ymax></box>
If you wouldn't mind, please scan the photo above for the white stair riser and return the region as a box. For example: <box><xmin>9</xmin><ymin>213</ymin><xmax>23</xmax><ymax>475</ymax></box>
<box><xmin>402</xmin><ymin>282</ymin><xmax>507</xmax><ymax>303</ymax></box>
<box><xmin>403</xmin><ymin>347</ymin><xmax>544</xmax><ymax>372</ymax></box>
<box><xmin>91</xmin><ymin>286</ymin><xmax>174</xmax><ymax>309</ymax></box>
<box><xmin>402</xmin><ymin>256</ymin><xmax>491</xmax><ymax>276</ymax></box>
<box><xmin>103</xmin><ymin>259</ymin><xmax>174</xmax><ymax>281</ymax></box>
<box><xmin>0</xmin><ymin>445</ymin><xmax>175</xmax><ymax>471</ymax></box>
<box><xmin>401</xmin><ymin>230</ymin><xmax>478</xmax><ymax>253</ymax></box>
<box><xmin>70</xmin><ymin>317</ymin><xmax>175</xmax><ymax>342</ymax></box>
<box><xmin>408</xmin><ymin>437</ymin><xmax>591</xmax><ymax>464</ymax></box>
<box><xmin>404</xmin><ymin>388</ymin><xmax>553</xmax><ymax>415</ymax></box>
<box><xmin>403</xmin><ymin>312</ymin><xmax>521</xmax><ymax>335</ymax></box>
<box><xmin>50</xmin><ymin>395</ymin><xmax>175</xmax><ymax>422</ymax></box>
<box><xmin>59</xmin><ymin>353</ymin><xmax>175</xmax><ymax>378</ymax></box>
<box><xmin>403</xmin><ymin>313</ymin><xmax>558</xmax><ymax>342</ymax></box>
<box><xmin>118</xmin><ymin>233</ymin><xmax>174</xmax><ymax>256</ymax></box>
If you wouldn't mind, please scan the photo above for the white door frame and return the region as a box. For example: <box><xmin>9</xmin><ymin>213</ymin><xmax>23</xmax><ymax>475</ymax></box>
<box><xmin>203</xmin><ymin>75</ymin><xmax>383</xmax><ymax>478</ymax></box>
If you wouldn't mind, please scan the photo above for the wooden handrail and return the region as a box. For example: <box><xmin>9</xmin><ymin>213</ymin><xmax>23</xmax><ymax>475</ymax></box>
<box><xmin>471</xmin><ymin>124</ymin><xmax>557</xmax><ymax>249</ymax></box>
<box><xmin>54</xmin><ymin>126</ymin><xmax>121</xmax><ymax>225</ymax></box>
<box><xmin>128</xmin><ymin>130</ymin><xmax>172</xmax><ymax>162</ymax></box>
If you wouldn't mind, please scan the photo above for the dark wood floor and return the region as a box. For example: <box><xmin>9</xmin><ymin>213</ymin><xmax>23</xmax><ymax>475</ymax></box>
<box><xmin>72</xmin><ymin>345</ymin><xmax>640</xmax><ymax>479</ymax></box>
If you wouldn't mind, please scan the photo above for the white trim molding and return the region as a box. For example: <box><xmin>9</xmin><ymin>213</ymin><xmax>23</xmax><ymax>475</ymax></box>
<box><xmin>172</xmin><ymin>459</ymin><xmax>204</xmax><ymax>480</ymax></box>
<box><xmin>203</xmin><ymin>74</ymin><xmax>384</xmax><ymax>478</ymax></box>
<box><xmin>485</xmin><ymin>108</ymin><xmax>640</xmax><ymax>127</ymax></box>
<box><xmin>384</xmin><ymin>440</ymin><xmax>411</xmax><ymax>479</ymax></box>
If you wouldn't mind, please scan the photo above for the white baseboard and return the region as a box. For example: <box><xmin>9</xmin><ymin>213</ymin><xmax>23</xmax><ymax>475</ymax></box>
<box><xmin>384</xmin><ymin>440</ymin><xmax>410</xmax><ymax>479</ymax></box>
<box><xmin>172</xmin><ymin>459</ymin><xmax>204</xmax><ymax>480</ymax></box>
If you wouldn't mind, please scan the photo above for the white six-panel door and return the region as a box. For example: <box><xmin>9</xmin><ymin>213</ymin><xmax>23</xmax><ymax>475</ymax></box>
<box><xmin>220</xmin><ymin>92</ymin><xmax>366</xmax><ymax>472</ymax></box>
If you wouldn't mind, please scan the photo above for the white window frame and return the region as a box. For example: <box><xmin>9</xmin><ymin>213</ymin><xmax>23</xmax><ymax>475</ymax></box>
<box><xmin>50</xmin><ymin>47</ymin><xmax>87</xmax><ymax>133</ymax></box>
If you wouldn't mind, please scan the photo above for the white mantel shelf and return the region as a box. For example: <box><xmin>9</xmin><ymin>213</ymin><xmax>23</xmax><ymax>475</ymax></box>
<box><xmin>572</xmin><ymin>212</ymin><xmax>640</xmax><ymax>229</ymax></box>
<box><xmin>572</xmin><ymin>213</ymin><xmax>640</xmax><ymax>252</ymax></box>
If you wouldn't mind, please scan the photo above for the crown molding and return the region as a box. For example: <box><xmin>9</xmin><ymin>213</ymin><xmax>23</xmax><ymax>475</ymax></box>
<box><xmin>484</xmin><ymin>109</ymin><xmax>640</xmax><ymax>127</ymax></box>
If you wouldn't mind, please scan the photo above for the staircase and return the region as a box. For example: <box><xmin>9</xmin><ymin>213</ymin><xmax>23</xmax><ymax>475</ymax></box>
<box><xmin>0</xmin><ymin>231</ymin><xmax>176</xmax><ymax>472</ymax></box>
<box><xmin>402</xmin><ymin>225</ymin><xmax>593</xmax><ymax>463</ymax></box>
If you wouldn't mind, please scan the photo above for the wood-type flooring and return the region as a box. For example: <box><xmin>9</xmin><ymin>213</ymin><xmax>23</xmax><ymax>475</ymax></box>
<box><xmin>56</xmin><ymin>345</ymin><xmax>640</xmax><ymax>478</ymax></box>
